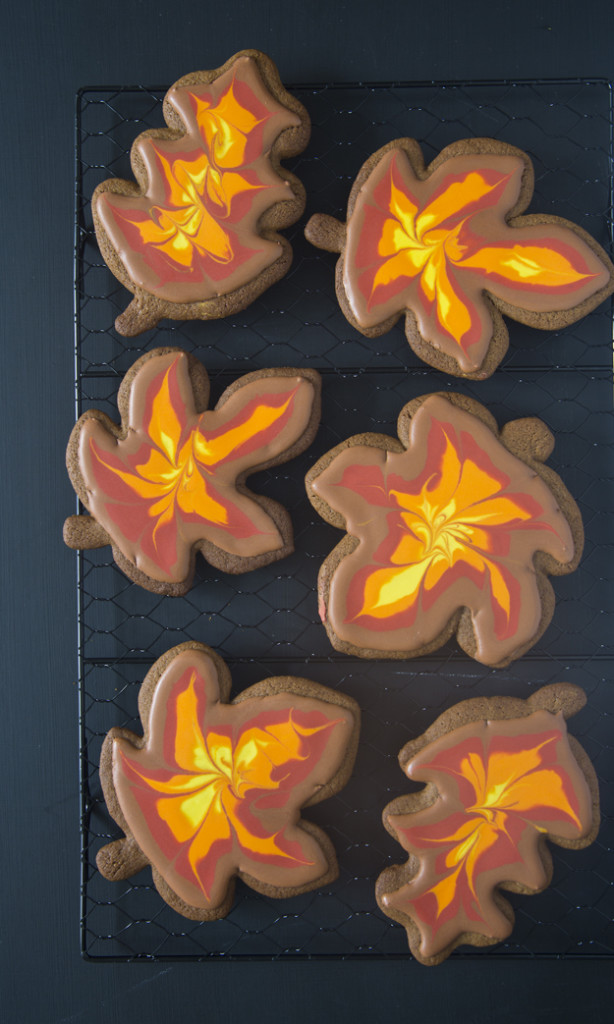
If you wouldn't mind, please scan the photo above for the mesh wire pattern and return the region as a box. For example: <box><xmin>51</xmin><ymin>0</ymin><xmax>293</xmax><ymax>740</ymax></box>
<box><xmin>76</xmin><ymin>78</ymin><xmax>614</xmax><ymax>960</ymax></box>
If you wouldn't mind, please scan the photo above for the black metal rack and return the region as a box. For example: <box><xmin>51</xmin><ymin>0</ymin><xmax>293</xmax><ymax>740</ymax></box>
<box><xmin>75</xmin><ymin>78</ymin><xmax>614</xmax><ymax>960</ymax></box>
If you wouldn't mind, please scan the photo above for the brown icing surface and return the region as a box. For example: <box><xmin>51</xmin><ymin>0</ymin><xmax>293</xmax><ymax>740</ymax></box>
<box><xmin>340</xmin><ymin>145</ymin><xmax>611</xmax><ymax>373</ymax></box>
<box><xmin>96</xmin><ymin>56</ymin><xmax>301</xmax><ymax>304</ymax></box>
<box><xmin>76</xmin><ymin>350</ymin><xmax>317</xmax><ymax>584</ymax></box>
<box><xmin>311</xmin><ymin>395</ymin><xmax>576</xmax><ymax>665</ymax></box>
<box><xmin>381</xmin><ymin>709</ymin><xmax>594</xmax><ymax>960</ymax></box>
<box><xmin>111</xmin><ymin>647</ymin><xmax>356</xmax><ymax>911</ymax></box>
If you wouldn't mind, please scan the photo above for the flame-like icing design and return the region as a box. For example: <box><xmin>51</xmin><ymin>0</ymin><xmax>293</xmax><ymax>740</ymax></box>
<box><xmin>69</xmin><ymin>350</ymin><xmax>318</xmax><ymax>587</ymax></box>
<box><xmin>95</xmin><ymin>53</ymin><xmax>306</xmax><ymax>308</ymax></box>
<box><xmin>105</xmin><ymin>646</ymin><xmax>357</xmax><ymax>913</ymax></box>
<box><xmin>307</xmin><ymin>394</ymin><xmax>579</xmax><ymax>666</ymax></box>
<box><xmin>379</xmin><ymin>708</ymin><xmax>595</xmax><ymax>962</ymax></box>
<box><xmin>306</xmin><ymin>140</ymin><xmax>613</xmax><ymax>377</ymax></box>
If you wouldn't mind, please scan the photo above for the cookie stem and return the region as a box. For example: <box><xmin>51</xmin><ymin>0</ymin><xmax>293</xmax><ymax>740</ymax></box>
<box><xmin>63</xmin><ymin>515</ymin><xmax>110</xmax><ymax>550</ymax></box>
<box><xmin>527</xmin><ymin>682</ymin><xmax>587</xmax><ymax>719</ymax></box>
<box><xmin>115</xmin><ymin>296</ymin><xmax>164</xmax><ymax>337</ymax></box>
<box><xmin>500</xmin><ymin>418</ymin><xmax>555</xmax><ymax>463</ymax></box>
<box><xmin>96</xmin><ymin>837</ymin><xmax>150</xmax><ymax>881</ymax></box>
<box><xmin>304</xmin><ymin>213</ymin><xmax>346</xmax><ymax>253</ymax></box>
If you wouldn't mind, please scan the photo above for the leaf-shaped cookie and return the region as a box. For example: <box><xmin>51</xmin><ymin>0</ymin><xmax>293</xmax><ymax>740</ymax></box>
<box><xmin>97</xmin><ymin>642</ymin><xmax>360</xmax><ymax>919</ymax></box>
<box><xmin>94</xmin><ymin>50</ymin><xmax>310</xmax><ymax>335</ymax></box>
<box><xmin>306</xmin><ymin>392</ymin><xmax>582</xmax><ymax>667</ymax></box>
<box><xmin>65</xmin><ymin>348</ymin><xmax>320</xmax><ymax>594</ymax></box>
<box><xmin>305</xmin><ymin>138</ymin><xmax>614</xmax><ymax>378</ymax></box>
<box><xmin>376</xmin><ymin>683</ymin><xmax>599</xmax><ymax>964</ymax></box>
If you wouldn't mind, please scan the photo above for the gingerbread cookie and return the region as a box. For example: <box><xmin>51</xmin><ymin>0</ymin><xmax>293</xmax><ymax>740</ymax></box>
<box><xmin>305</xmin><ymin>138</ymin><xmax>614</xmax><ymax>378</ymax></box>
<box><xmin>306</xmin><ymin>392</ymin><xmax>582</xmax><ymax>667</ymax></box>
<box><xmin>376</xmin><ymin>683</ymin><xmax>599</xmax><ymax>964</ymax></box>
<box><xmin>96</xmin><ymin>642</ymin><xmax>360</xmax><ymax>919</ymax></box>
<box><xmin>93</xmin><ymin>50</ymin><xmax>310</xmax><ymax>336</ymax></box>
<box><xmin>65</xmin><ymin>348</ymin><xmax>320</xmax><ymax>594</ymax></box>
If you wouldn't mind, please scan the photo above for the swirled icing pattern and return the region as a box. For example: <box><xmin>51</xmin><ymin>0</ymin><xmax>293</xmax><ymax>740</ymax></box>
<box><xmin>344</xmin><ymin>148</ymin><xmax>610</xmax><ymax>373</ymax></box>
<box><xmin>77</xmin><ymin>350</ymin><xmax>316</xmax><ymax>582</ymax></box>
<box><xmin>309</xmin><ymin>395</ymin><xmax>576</xmax><ymax>665</ymax></box>
<box><xmin>112</xmin><ymin>648</ymin><xmax>355</xmax><ymax>910</ymax></box>
<box><xmin>381</xmin><ymin>710</ymin><xmax>593</xmax><ymax>960</ymax></box>
<box><xmin>96</xmin><ymin>56</ymin><xmax>300</xmax><ymax>303</ymax></box>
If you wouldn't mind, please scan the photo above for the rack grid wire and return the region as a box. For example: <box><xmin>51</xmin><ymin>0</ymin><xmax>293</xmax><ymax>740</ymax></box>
<box><xmin>75</xmin><ymin>77</ymin><xmax>614</xmax><ymax>960</ymax></box>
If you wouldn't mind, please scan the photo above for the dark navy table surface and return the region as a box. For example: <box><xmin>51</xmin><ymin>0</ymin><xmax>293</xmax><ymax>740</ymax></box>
<box><xmin>3</xmin><ymin>2</ymin><xmax>614</xmax><ymax>1021</ymax></box>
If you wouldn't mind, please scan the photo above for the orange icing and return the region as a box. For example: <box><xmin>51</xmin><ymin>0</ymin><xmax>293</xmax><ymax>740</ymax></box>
<box><xmin>381</xmin><ymin>711</ymin><xmax>594</xmax><ymax>959</ymax></box>
<box><xmin>343</xmin><ymin>146</ymin><xmax>610</xmax><ymax>373</ymax></box>
<box><xmin>77</xmin><ymin>351</ymin><xmax>316</xmax><ymax>584</ymax></box>
<box><xmin>309</xmin><ymin>395</ymin><xmax>576</xmax><ymax>665</ymax></box>
<box><xmin>111</xmin><ymin>648</ymin><xmax>356</xmax><ymax>910</ymax></box>
<box><xmin>96</xmin><ymin>56</ymin><xmax>301</xmax><ymax>303</ymax></box>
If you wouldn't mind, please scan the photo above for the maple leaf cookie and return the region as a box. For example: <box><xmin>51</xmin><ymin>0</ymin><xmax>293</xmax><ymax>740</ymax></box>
<box><xmin>376</xmin><ymin>683</ymin><xmax>599</xmax><ymax>964</ymax></box>
<box><xmin>306</xmin><ymin>392</ymin><xmax>582</xmax><ymax>667</ymax></box>
<box><xmin>305</xmin><ymin>138</ymin><xmax>614</xmax><ymax>378</ymax></box>
<box><xmin>96</xmin><ymin>642</ymin><xmax>360</xmax><ymax>919</ymax></box>
<box><xmin>65</xmin><ymin>348</ymin><xmax>320</xmax><ymax>594</ymax></box>
<box><xmin>93</xmin><ymin>50</ymin><xmax>310</xmax><ymax>336</ymax></box>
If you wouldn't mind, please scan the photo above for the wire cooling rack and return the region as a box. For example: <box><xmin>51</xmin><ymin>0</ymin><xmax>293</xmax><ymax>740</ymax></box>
<box><xmin>75</xmin><ymin>78</ymin><xmax>614</xmax><ymax>960</ymax></box>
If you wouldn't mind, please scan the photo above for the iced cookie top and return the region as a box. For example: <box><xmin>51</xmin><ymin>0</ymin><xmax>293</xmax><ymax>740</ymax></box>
<box><xmin>305</xmin><ymin>138</ymin><xmax>614</xmax><ymax>377</ymax></box>
<box><xmin>110</xmin><ymin>647</ymin><xmax>357</xmax><ymax>911</ymax></box>
<box><xmin>307</xmin><ymin>393</ymin><xmax>580</xmax><ymax>666</ymax></box>
<box><xmin>68</xmin><ymin>349</ymin><xmax>318</xmax><ymax>587</ymax></box>
<box><xmin>95</xmin><ymin>54</ymin><xmax>303</xmax><ymax>303</ymax></box>
<box><xmin>381</xmin><ymin>707</ymin><xmax>594</xmax><ymax>961</ymax></box>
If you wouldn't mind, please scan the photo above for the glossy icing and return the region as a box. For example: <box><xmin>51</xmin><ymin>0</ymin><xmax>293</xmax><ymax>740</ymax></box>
<box><xmin>96</xmin><ymin>55</ymin><xmax>300</xmax><ymax>303</ymax></box>
<box><xmin>382</xmin><ymin>709</ymin><xmax>593</xmax><ymax>960</ymax></box>
<box><xmin>309</xmin><ymin>395</ymin><xmax>576</xmax><ymax>665</ymax></box>
<box><xmin>343</xmin><ymin>147</ymin><xmax>610</xmax><ymax>373</ymax></box>
<box><xmin>112</xmin><ymin>647</ymin><xmax>355</xmax><ymax>910</ymax></box>
<box><xmin>77</xmin><ymin>350</ymin><xmax>316</xmax><ymax>583</ymax></box>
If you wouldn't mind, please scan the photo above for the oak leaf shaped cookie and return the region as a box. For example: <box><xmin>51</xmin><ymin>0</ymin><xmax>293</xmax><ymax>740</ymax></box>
<box><xmin>65</xmin><ymin>348</ymin><xmax>320</xmax><ymax>594</ymax></box>
<box><xmin>306</xmin><ymin>392</ymin><xmax>582</xmax><ymax>667</ymax></box>
<box><xmin>376</xmin><ymin>684</ymin><xmax>599</xmax><ymax>964</ymax></box>
<box><xmin>94</xmin><ymin>50</ymin><xmax>310</xmax><ymax>336</ymax></box>
<box><xmin>305</xmin><ymin>138</ymin><xmax>614</xmax><ymax>377</ymax></box>
<box><xmin>96</xmin><ymin>642</ymin><xmax>360</xmax><ymax>919</ymax></box>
